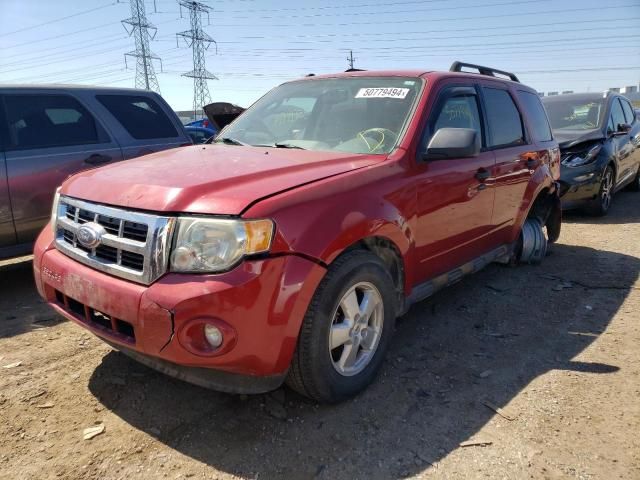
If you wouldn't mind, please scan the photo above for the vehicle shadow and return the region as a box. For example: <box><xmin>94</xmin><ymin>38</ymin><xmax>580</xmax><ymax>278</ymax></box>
<box><xmin>562</xmin><ymin>190</ymin><xmax>639</xmax><ymax>225</ymax></box>
<box><xmin>0</xmin><ymin>257</ymin><xmax>61</xmax><ymax>339</ymax></box>
<box><xmin>88</xmin><ymin>238</ymin><xmax>638</xmax><ymax>479</ymax></box>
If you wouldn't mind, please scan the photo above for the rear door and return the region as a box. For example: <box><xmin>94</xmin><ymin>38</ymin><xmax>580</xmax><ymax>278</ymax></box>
<box><xmin>0</xmin><ymin>98</ymin><xmax>16</xmax><ymax>248</ymax></box>
<box><xmin>3</xmin><ymin>91</ymin><xmax>123</xmax><ymax>244</ymax></box>
<box><xmin>414</xmin><ymin>83</ymin><xmax>496</xmax><ymax>281</ymax></box>
<box><xmin>94</xmin><ymin>93</ymin><xmax>189</xmax><ymax>159</ymax></box>
<box><xmin>479</xmin><ymin>83</ymin><xmax>533</xmax><ymax>242</ymax></box>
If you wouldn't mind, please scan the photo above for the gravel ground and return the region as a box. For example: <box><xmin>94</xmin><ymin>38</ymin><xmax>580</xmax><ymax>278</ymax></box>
<box><xmin>0</xmin><ymin>192</ymin><xmax>639</xmax><ymax>480</ymax></box>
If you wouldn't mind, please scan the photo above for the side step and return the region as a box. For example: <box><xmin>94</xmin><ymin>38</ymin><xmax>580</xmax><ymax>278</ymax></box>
<box><xmin>402</xmin><ymin>244</ymin><xmax>511</xmax><ymax>313</ymax></box>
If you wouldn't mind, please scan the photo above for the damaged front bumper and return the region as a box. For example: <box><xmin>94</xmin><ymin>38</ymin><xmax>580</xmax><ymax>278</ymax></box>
<box><xmin>558</xmin><ymin>164</ymin><xmax>602</xmax><ymax>210</ymax></box>
<box><xmin>33</xmin><ymin>227</ymin><xmax>326</xmax><ymax>394</ymax></box>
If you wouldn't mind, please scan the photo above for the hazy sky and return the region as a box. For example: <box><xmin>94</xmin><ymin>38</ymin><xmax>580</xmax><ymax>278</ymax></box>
<box><xmin>1</xmin><ymin>0</ymin><xmax>639</xmax><ymax>111</ymax></box>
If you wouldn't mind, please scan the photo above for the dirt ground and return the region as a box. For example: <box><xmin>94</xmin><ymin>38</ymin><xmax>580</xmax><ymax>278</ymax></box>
<box><xmin>1</xmin><ymin>192</ymin><xmax>639</xmax><ymax>480</ymax></box>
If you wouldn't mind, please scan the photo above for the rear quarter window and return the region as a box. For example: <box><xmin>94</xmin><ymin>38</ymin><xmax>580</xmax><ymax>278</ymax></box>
<box><xmin>517</xmin><ymin>90</ymin><xmax>553</xmax><ymax>142</ymax></box>
<box><xmin>97</xmin><ymin>95</ymin><xmax>179</xmax><ymax>140</ymax></box>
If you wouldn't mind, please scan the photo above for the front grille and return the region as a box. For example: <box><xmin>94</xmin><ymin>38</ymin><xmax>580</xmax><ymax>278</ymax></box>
<box><xmin>65</xmin><ymin>205</ymin><xmax>149</xmax><ymax>242</ymax></box>
<box><xmin>54</xmin><ymin>196</ymin><xmax>175</xmax><ymax>285</ymax></box>
<box><xmin>54</xmin><ymin>289</ymin><xmax>135</xmax><ymax>343</ymax></box>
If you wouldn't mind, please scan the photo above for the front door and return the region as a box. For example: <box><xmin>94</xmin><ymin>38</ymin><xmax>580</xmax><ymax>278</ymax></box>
<box><xmin>2</xmin><ymin>92</ymin><xmax>123</xmax><ymax>244</ymax></box>
<box><xmin>610</xmin><ymin>97</ymin><xmax>639</xmax><ymax>186</ymax></box>
<box><xmin>414</xmin><ymin>84</ymin><xmax>496</xmax><ymax>282</ymax></box>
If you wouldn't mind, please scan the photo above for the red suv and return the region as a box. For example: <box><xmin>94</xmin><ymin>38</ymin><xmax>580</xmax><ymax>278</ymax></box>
<box><xmin>33</xmin><ymin>62</ymin><xmax>561</xmax><ymax>403</ymax></box>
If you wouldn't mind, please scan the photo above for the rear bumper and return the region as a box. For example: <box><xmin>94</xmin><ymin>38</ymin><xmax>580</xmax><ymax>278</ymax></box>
<box><xmin>33</xmin><ymin>227</ymin><xmax>326</xmax><ymax>392</ymax></box>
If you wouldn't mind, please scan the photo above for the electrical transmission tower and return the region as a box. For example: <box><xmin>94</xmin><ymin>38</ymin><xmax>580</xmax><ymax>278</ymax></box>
<box><xmin>177</xmin><ymin>1</ymin><xmax>217</xmax><ymax>119</ymax></box>
<box><xmin>121</xmin><ymin>0</ymin><xmax>162</xmax><ymax>92</ymax></box>
<box><xmin>347</xmin><ymin>50</ymin><xmax>356</xmax><ymax>70</ymax></box>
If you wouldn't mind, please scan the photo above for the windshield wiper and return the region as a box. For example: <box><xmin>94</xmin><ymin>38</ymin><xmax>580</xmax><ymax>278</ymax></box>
<box><xmin>215</xmin><ymin>137</ymin><xmax>248</xmax><ymax>146</ymax></box>
<box><xmin>272</xmin><ymin>142</ymin><xmax>306</xmax><ymax>150</ymax></box>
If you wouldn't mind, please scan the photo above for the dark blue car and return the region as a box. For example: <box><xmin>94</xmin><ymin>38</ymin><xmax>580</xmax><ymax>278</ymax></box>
<box><xmin>185</xmin><ymin>125</ymin><xmax>217</xmax><ymax>144</ymax></box>
<box><xmin>543</xmin><ymin>92</ymin><xmax>640</xmax><ymax>215</ymax></box>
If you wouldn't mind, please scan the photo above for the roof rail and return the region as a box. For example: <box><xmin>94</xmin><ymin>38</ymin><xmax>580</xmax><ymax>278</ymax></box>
<box><xmin>449</xmin><ymin>61</ymin><xmax>520</xmax><ymax>83</ymax></box>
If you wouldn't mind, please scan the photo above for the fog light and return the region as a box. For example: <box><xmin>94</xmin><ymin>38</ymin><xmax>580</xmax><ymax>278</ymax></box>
<box><xmin>204</xmin><ymin>324</ymin><xmax>223</xmax><ymax>348</ymax></box>
<box><xmin>178</xmin><ymin>318</ymin><xmax>236</xmax><ymax>357</ymax></box>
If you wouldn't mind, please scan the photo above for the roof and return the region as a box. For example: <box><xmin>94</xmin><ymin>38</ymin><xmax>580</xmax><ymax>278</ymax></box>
<box><xmin>290</xmin><ymin>69</ymin><xmax>527</xmax><ymax>87</ymax></box>
<box><xmin>0</xmin><ymin>83</ymin><xmax>150</xmax><ymax>92</ymax></box>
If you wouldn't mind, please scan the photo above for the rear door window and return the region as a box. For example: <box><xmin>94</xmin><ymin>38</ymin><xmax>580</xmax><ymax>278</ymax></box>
<box><xmin>517</xmin><ymin>90</ymin><xmax>553</xmax><ymax>142</ymax></box>
<box><xmin>4</xmin><ymin>94</ymin><xmax>99</xmax><ymax>150</ymax></box>
<box><xmin>482</xmin><ymin>88</ymin><xmax>525</xmax><ymax>148</ymax></box>
<box><xmin>97</xmin><ymin>95</ymin><xmax>178</xmax><ymax>140</ymax></box>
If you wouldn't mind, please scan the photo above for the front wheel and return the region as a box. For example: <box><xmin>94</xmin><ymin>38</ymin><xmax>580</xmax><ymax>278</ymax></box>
<box><xmin>587</xmin><ymin>165</ymin><xmax>614</xmax><ymax>216</ymax></box>
<box><xmin>286</xmin><ymin>250</ymin><xmax>397</xmax><ymax>403</ymax></box>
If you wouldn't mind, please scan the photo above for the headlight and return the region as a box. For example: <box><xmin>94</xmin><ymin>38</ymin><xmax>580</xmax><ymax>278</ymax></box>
<box><xmin>170</xmin><ymin>217</ymin><xmax>274</xmax><ymax>273</ymax></box>
<box><xmin>51</xmin><ymin>187</ymin><xmax>61</xmax><ymax>235</ymax></box>
<box><xmin>562</xmin><ymin>144</ymin><xmax>602</xmax><ymax>168</ymax></box>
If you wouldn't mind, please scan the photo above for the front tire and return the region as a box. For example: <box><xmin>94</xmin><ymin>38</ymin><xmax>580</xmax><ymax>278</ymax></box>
<box><xmin>587</xmin><ymin>165</ymin><xmax>614</xmax><ymax>216</ymax></box>
<box><xmin>286</xmin><ymin>250</ymin><xmax>397</xmax><ymax>403</ymax></box>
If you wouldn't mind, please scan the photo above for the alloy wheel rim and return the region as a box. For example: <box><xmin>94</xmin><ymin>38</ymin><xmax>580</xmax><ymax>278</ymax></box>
<box><xmin>601</xmin><ymin>170</ymin><xmax>613</xmax><ymax>210</ymax></box>
<box><xmin>328</xmin><ymin>282</ymin><xmax>384</xmax><ymax>377</ymax></box>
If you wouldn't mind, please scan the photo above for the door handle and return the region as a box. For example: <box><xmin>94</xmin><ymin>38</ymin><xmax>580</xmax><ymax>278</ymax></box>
<box><xmin>475</xmin><ymin>168</ymin><xmax>491</xmax><ymax>181</ymax></box>
<box><xmin>84</xmin><ymin>154</ymin><xmax>112</xmax><ymax>165</ymax></box>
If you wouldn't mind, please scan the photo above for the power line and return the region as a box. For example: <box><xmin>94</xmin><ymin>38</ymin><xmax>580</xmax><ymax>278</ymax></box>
<box><xmin>1</xmin><ymin>22</ymin><xmax>117</xmax><ymax>50</ymax></box>
<box><xmin>210</xmin><ymin>0</ymin><xmax>552</xmax><ymax>21</ymax></box>
<box><xmin>5</xmin><ymin>39</ymin><xmax>635</xmax><ymax>84</ymax></box>
<box><xmin>122</xmin><ymin>0</ymin><xmax>162</xmax><ymax>92</ymax></box>
<box><xmin>177</xmin><ymin>0</ymin><xmax>217</xmax><ymax>118</ymax></box>
<box><xmin>209</xmin><ymin>3</ymin><xmax>640</xmax><ymax>28</ymax></box>
<box><xmin>0</xmin><ymin>2</ymin><xmax>117</xmax><ymax>38</ymax></box>
<box><xmin>207</xmin><ymin>17</ymin><xmax>640</xmax><ymax>45</ymax></box>
<box><xmin>211</xmin><ymin>0</ymin><xmax>457</xmax><ymax>14</ymax></box>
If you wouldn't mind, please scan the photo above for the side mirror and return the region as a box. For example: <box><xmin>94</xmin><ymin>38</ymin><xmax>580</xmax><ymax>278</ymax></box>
<box><xmin>617</xmin><ymin>123</ymin><xmax>632</xmax><ymax>134</ymax></box>
<box><xmin>423</xmin><ymin>128</ymin><xmax>480</xmax><ymax>160</ymax></box>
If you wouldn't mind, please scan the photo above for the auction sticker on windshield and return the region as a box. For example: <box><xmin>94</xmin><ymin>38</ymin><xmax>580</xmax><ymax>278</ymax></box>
<box><xmin>355</xmin><ymin>87</ymin><xmax>409</xmax><ymax>99</ymax></box>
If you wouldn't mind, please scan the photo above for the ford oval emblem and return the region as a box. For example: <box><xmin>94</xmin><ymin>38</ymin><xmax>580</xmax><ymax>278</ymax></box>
<box><xmin>76</xmin><ymin>222</ymin><xmax>107</xmax><ymax>249</ymax></box>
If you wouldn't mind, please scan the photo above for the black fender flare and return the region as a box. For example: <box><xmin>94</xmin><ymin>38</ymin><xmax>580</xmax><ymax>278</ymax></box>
<box><xmin>546</xmin><ymin>187</ymin><xmax>562</xmax><ymax>243</ymax></box>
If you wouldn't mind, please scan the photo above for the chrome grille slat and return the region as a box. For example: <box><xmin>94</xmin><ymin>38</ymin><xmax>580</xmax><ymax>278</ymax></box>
<box><xmin>54</xmin><ymin>196</ymin><xmax>175</xmax><ymax>285</ymax></box>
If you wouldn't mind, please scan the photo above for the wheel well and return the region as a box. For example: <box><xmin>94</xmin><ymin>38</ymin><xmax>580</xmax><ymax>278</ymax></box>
<box><xmin>341</xmin><ymin>237</ymin><xmax>405</xmax><ymax>313</ymax></box>
<box><xmin>528</xmin><ymin>187</ymin><xmax>552</xmax><ymax>222</ymax></box>
<box><xmin>527</xmin><ymin>186</ymin><xmax>561</xmax><ymax>243</ymax></box>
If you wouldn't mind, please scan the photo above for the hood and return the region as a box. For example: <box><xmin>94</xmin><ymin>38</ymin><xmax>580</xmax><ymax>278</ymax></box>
<box><xmin>552</xmin><ymin>128</ymin><xmax>605</xmax><ymax>150</ymax></box>
<box><xmin>203</xmin><ymin>102</ymin><xmax>246</xmax><ymax>130</ymax></box>
<box><xmin>61</xmin><ymin>145</ymin><xmax>383</xmax><ymax>215</ymax></box>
